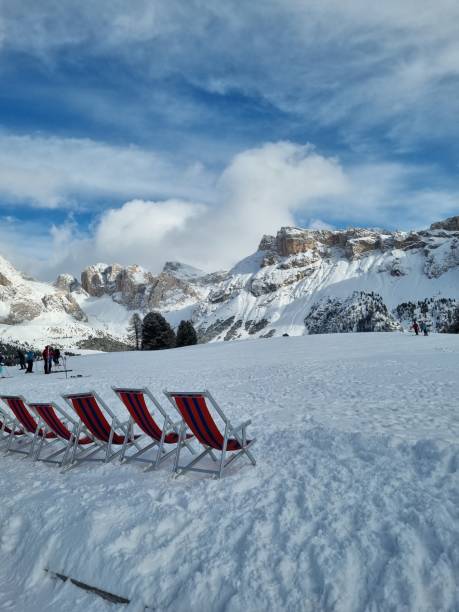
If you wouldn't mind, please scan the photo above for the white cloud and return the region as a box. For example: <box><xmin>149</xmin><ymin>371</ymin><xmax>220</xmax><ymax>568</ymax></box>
<box><xmin>90</xmin><ymin>142</ymin><xmax>349</xmax><ymax>271</ymax></box>
<box><xmin>7</xmin><ymin>140</ymin><xmax>456</xmax><ymax>281</ymax></box>
<box><xmin>201</xmin><ymin>142</ymin><xmax>349</xmax><ymax>263</ymax></box>
<box><xmin>94</xmin><ymin>199</ymin><xmax>206</xmax><ymax>262</ymax></box>
<box><xmin>0</xmin><ymin>133</ymin><xmax>215</xmax><ymax>208</ymax></box>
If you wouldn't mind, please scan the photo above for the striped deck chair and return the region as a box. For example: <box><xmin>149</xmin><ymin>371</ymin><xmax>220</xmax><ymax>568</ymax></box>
<box><xmin>27</xmin><ymin>401</ymin><xmax>97</xmax><ymax>467</ymax></box>
<box><xmin>0</xmin><ymin>406</ymin><xmax>22</xmax><ymax>448</ymax></box>
<box><xmin>112</xmin><ymin>387</ymin><xmax>194</xmax><ymax>470</ymax></box>
<box><xmin>164</xmin><ymin>390</ymin><xmax>256</xmax><ymax>478</ymax></box>
<box><xmin>62</xmin><ymin>391</ymin><xmax>142</xmax><ymax>468</ymax></box>
<box><xmin>0</xmin><ymin>395</ymin><xmax>60</xmax><ymax>457</ymax></box>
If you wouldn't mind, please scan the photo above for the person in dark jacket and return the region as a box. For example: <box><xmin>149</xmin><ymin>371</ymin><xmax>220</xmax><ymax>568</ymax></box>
<box><xmin>42</xmin><ymin>345</ymin><xmax>53</xmax><ymax>374</ymax></box>
<box><xmin>53</xmin><ymin>347</ymin><xmax>61</xmax><ymax>366</ymax></box>
<box><xmin>17</xmin><ymin>349</ymin><xmax>26</xmax><ymax>370</ymax></box>
<box><xmin>411</xmin><ymin>320</ymin><xmax>420</xmax><ymax>336</ymax></box>
<box><xmin>25</xmin><ymin>350</ymin><xmax>34</xmax><ymax>373</ymax></box>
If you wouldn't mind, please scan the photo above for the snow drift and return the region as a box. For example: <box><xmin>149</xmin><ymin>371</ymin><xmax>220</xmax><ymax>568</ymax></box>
<box><xmin>0</xmin><ymin>332</ymin><xmax>457</xmax><ymax>611</ymax></box>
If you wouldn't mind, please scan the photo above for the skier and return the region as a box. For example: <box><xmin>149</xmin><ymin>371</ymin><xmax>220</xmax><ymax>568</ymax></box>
<box><xmin>25</xmin><ymin>350</ymin><xmax>34</xmax><ymax>373</ymax></box>
<box><xmin>17</xmin><ymin>349</ymin><xmax>26</xmax><ymax>370</ymax></box>
<box><xmin>53</xmin><ymin>347</ymin><xmax>61</xmax><ymax>366</ymax></box>
<box><xmin>42</xmin><ymin>345</ymin><xmax>53</xmax><ymax>374</ymax></box>
<box><xmin>420</xmin><ymin>321</ymin><xmax>429</xmax><ymax>336</ymax></box>
<box><xmin>411</xmin><ymin>320</ymin><xmax>420</xmax><ymax>336</ymax></box>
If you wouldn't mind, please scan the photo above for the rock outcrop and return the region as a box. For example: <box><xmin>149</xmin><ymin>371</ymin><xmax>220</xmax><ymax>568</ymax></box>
<box><xmin>54</xmin><ymin>274</ymin><xmax>81</xmax><ymax>293</ymax></box>
<box><xmin>79</xmin><ymin>262</ymin><xmax>203</xmax><ymax>312</ymax></box>
<box><xmin>430</xmin><ymin>215</ymin><xmax>459</xmax><ymax>231</ymax></box>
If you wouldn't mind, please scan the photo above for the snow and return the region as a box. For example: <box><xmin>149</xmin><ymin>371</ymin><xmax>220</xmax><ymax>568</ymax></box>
<box><xmin>3</xmin><ymin>225</ymin><xmax>459</xmax><ymax>347</ymax></box>
<box><xmin>162</xmin><ymin>261</ymin><xmax>206</xmax><ymax>281</ymax></box>
<box><xmin>78</xmin><ymin>295</ymin><xmax>132</xmax><ymax>335</ymax></box>
<box><xmin>0</xmin><ymin>332</ymin><xmax>458</xmax><ymax>611</ymax></box>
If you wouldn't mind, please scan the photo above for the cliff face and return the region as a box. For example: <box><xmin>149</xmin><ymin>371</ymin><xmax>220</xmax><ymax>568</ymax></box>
<box><xmin>79</xmin><ymin>262</ymin><xmax>204</xmax><ymax>311</ymax></box>
<box><xmin>190</xmin><ymin>216</ymin><xmax>459</xmax><ymax>340</ymax></box>
<box><xmin>0</xmin><ymin>216</ymin><xmax>459</xmax><ymax>348</ymax></box>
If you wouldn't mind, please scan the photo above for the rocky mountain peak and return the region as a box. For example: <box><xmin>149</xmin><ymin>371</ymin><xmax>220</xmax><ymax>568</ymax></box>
<box><xmin>430</xmin><ymin>215</ymin><xmax>459</xmax><ymax>231</ymax></box>
<box><xmin>256</xmin><ymin>218</ymin><xmax>459</xmax><ymax>269</ymax></box>
<box><xmin>162</xmin><ymin>261</ymin><xmax>205</xmax><ymax>280</ymax></box>
<box><xmin>54</xmin><ymin>273</ymin><xmax>81</xmax><ymax>293</ymax></box>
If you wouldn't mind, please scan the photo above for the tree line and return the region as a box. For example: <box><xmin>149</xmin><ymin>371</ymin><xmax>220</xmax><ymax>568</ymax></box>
<box><xmin>127</xmin><ymin>312</ymin><xmax>198</xmax><ymax>350</ymax></box>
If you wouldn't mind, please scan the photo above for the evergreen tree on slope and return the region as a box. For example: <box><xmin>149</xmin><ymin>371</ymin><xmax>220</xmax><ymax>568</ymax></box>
<box><xmin>176</xmin><ymin>320</ymin><xmax>198</xmax><ymax>347</ymax></box>
<box><xmin>142</xmin><ymin>312</ymin><xmax>176</xmax><ymax>350</ymax></box>
<box><xmin>127</xmin><ymin>312</ymin><xmax>142</xmax><ymax>350</ymax></box>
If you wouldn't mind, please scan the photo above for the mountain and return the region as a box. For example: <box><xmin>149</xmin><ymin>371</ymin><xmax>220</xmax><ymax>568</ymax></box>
<box><xmin>0</xmin><ymin>216</ymin><xmax>458</xmax><ymax>348</ymax></box>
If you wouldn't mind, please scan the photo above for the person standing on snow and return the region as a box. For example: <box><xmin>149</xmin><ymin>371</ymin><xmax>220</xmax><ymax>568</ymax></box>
<box><xmin>25</xmin><ymin>350</ymin><xmax>34</xmax><ymax>373</ymax></box>
<box><xmin>53</xmin><ymin>347</ymin><xmax>61</xmax><ymax>366</ymax></box>
<box><xmin>42</xmin><ymin>345</ymin><xmax>53</xmax><ymax>374</ymax></box>
<box><xmin>420</xmin><ymin>321</ymin><xmax>429</xmax><ymax>336</ymax></box>
<box><xmin>411</xmin><ymin>320</ymin><xmax>420</xmax><ymax>336</ymax></box>
<box><xmin>17</xmin><ymin>349</ymin><xmax>26</xmax><ymax>370</ymax></box>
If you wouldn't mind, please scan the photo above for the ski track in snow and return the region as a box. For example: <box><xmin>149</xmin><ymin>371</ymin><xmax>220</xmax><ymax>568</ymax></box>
<box><xmin>0</xmin><ymin>333</ymin><xmax>458</xmax><ymax>611</ymax></box>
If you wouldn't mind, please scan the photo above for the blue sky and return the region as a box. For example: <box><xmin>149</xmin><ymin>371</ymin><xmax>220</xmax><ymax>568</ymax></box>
<box><xmin>1</xmin><ymin>1</ymin><xmax>458</xmax><ymax>279</ymax></box>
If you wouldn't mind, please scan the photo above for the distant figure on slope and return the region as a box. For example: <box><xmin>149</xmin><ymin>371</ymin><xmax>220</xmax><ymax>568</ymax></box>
<box><xmin>42</xmin><ymin>345</ymin><xmax>53</xmax><ymax>374</ymax></box>
<box><xmin>420</xmin><ymin>321</ymin><xmax>429</xmax><ymax>336</ymax></box>
<box><xmin>53</xmin><ymin>347</ymin><xmax>61</xmax><ymax>366</ymax></box>
<box><xmin>25</xmin><ymin>350</ymin><xmax>34</xmax><ymax>373</ymax></box>
<box><xmin>17</xmin><ymin>349</ymin><xmax>26</xmax><ymax>370</ymax></box>
<box><xmin>411</xmin><ymin>320</ymin><xmax>420</xmax><ymax>336</ymax></box>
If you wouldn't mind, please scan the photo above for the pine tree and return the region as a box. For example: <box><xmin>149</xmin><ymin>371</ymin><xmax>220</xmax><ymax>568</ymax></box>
<box><xmin>142</xmin><ymin>312</ymin><xmax>176</xmax><ymax>350</ymax></box>
<box><xmin>127</xmin><ymin>313</ymin><xmax>142</xmax><ymax>350</ymax></box>
<box><xmin>176</xmin><ymin>320</ymin><xmax>198</xmax><ymax>347</ymax></box>
<box><xmin>446</xmin><ymin>307</ymin><xmax>459</xmax><ymax>333</ymax></box>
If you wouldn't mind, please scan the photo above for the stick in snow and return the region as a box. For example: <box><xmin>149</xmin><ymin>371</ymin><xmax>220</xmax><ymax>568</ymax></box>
<box><xmin>45</xmin><ymin>569</ymin><xmax>130</xmax><ymax>605</ymax></box>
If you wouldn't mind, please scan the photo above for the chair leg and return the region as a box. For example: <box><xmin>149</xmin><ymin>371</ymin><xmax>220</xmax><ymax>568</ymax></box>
<box><xmin>68</xmin><ymin>422</ymin><xmax>83</xmax><ymax>466</ymax></box>
<box><xmin>119</xmin><ymin>420</ymin><xmax>133</xmax><ymax>462</ymax></box>
<box><xmin>244</xmin><ymin>447</ymin><xmax>257</xmax><ymax>466</ymax></box>
<box><xmin>172</xmin><ymin>422</ymin><xmax>185</xmax><ymax>476</ymax></box>
<box><xmin>153</xmin><ymin>429</ymin><xmax>167</xmax><ymax>470</ymax></box>
<box><xmin>218</xmin><ymin>426</ymin><xmax>229</xmax><ymax>479</ymax></box>
<box><xmin>60</xmin><ymin>438</ymin><xmax>73</xmax><ymax>467</ymax></box>
<box><xmin>175</xmin><ymin>446</ymin><xmax>214</xmax><ymax>477</ymax></box>
<box><xmin>63</xmin><ymin>443</ymin><xmax>104</xmax><ymax>471</ymax></box>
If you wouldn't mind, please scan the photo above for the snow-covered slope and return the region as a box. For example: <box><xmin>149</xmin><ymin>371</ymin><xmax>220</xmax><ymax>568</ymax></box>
<box><xmin>0</xmin><ymin>255</ymin><xmax>134</xmax><ymax>349</ymax></box>
<box><xmin>1</xmin><ymin>215</ymin><xmax>459</xmax><ymax>348</ymax></box>
<box><xmin>0</xmin><ymin>333</ymin><xmax>457</xmax><ymax>611</ymax></box>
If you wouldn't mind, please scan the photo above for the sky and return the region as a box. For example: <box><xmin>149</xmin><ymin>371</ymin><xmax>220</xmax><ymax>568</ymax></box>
<box><xmin>1</xmin><ymin>0</ymin><xmax>459</xmax><ymax>280</ymax></box>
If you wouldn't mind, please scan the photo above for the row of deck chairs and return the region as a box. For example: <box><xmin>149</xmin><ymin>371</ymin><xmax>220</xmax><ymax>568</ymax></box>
<box><xmin>0</xmin><ymin>388</ymin><xmax>256</xmax><ymax>478</ymax></box>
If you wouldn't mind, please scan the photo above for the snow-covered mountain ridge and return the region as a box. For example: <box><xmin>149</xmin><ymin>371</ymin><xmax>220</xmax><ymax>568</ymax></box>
<box><xmin>0</xmin><ymin>215</ymin><xmax>459</xmax><ymax>347</ymax></box>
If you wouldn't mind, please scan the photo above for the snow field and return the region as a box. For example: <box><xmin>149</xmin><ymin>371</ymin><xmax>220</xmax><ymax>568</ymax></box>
<box><xmin>0</xmin><ymin>332</ymin><xmax>458</xmax><ymax>611</ymax></box>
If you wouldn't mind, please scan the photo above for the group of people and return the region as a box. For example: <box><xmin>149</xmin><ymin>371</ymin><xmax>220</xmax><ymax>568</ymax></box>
<box><xmin>411</xmin><ymin>320</ymin><xmax>429</xmax><ymax>336</ymax></box>
<box><xmin>17</xmin><ymin>346</ymin><xmax>61</xmax><ymax>374</ymax></box>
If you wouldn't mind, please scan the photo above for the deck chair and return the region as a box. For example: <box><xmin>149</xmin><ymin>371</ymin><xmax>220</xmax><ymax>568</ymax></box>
<box><xmin>62</xmin><ymin>391</ymin><xmax>142</xmax><ymax>468</ymax></box>
<box><xmin>164</xmin><ymin>390</ymin><xmax>256</xmax><ymax>478</ymax></box>
<box><xmin>112</xmin><ymin>387</ymin><xmax>195</xmax><ymax>470</ymax></box>
<box><xmin>0</xmin><ymin>406</ymin><xmax>23</xmax><ymax>448</ymax></box>
<box><xmin>0</xmin><ymin>395</ymin><xmax>60</xmax><ymax>457</ymax></box>
<box><xmin>27</xmin><ymin>401</ymin><xmax>97</xmax><ymax>467</ymax></box>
